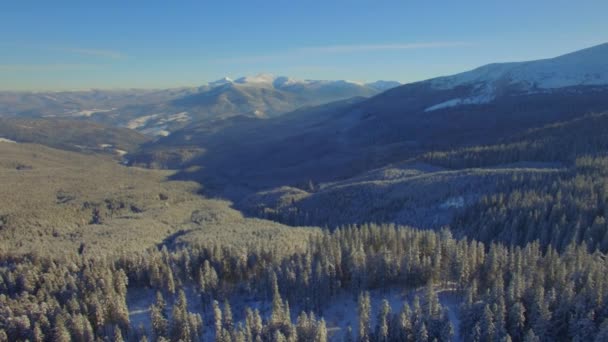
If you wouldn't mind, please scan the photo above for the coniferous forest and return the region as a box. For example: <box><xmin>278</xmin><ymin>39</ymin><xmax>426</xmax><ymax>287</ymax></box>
<box><xmin>2</xmin><ymin>224</ymin><xmax>608</xmax><ymax>341</ymax></box>
<box><xmin>3</xmin><ymin>7</ymin><xmax>608</xmax><ymax>341</ymax></box>
<box><xmin>4</xmin><ymin>113</ymin><xmax>608</xmax><ymax>342</ymax></box>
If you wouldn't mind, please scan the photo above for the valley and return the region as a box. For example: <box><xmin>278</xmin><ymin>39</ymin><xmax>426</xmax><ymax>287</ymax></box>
<box><xmin>2</xmin><ymin>41</ymin><xmax>608</xmax><ymax>342</ymax></box>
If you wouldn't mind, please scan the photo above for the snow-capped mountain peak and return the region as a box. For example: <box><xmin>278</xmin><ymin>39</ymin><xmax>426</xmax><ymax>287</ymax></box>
<box><xmin>424</xmin><ymin>43</ymin><xmax>608</xmax><ymax>112</ymax></box>
<box><xmin>365</xmin><ymin>80</ymin><xmax>402</xmax><ymax>91</ymax></box>
<box><xmin>431</xmin><ymin>43</ymin><xmax>608</xmax><ymax>90</ymax></box>
<box><xmin>206</xmin><ymin>74</ymin><xmax>402</xmax><ymax>92</ymax></box>
<box><xmin>208</xmin><ymin>77</ymin><xmax>233</xmax><ymax>88</ymax></box>
<box><xmin>234</xmin><ymin>73</ymin><xmax>277</xmax><ymax>84</ymax></box>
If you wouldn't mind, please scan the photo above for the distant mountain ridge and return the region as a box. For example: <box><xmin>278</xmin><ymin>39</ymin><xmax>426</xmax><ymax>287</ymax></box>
<box><xmin>423</xmin><ymin>43</ymin><xmax>608</xmax><ymax>111</ymax></box>
<box><xmin>131</xmin><ymin>42</ymin><xmax>608</xmax><ymax>199</ymax></box>
<box><xmin>0</xmin><ymin>74</ymin><xmax>401</xmax><ymax>136</ymax></box>
<box><xmin>205</xmin><ymin>73</ymin><xmax>401</xmax><ymax>91</ymax></box>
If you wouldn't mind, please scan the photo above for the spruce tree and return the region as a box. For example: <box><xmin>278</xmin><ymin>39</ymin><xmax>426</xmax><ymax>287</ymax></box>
<box><xmin>358</xmin><ymin>292</ymin><xmax>371</xmax><ymax>342</ymax></box>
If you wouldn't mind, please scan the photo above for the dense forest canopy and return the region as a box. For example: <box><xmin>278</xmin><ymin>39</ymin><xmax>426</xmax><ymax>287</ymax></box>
<box><xmin>3</xmin><ymin>42</ymin><xmax>608</xmax><ymax>341</ymax></box>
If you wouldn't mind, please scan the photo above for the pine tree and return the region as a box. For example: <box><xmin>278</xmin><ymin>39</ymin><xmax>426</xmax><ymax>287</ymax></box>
<box><xmin>274</xmin><ymin>330</ymin><xmax>287</xmax><ymax>342</ymax></box>
<box><xmin>53</xmin><ymin>316</ymin><xmax>71</xmax><ymax>342</ymax></box>
<box><xmin>358</xmin><ymin>292</ymin><xmax>371</xmax><ymax>342</ymax></box>
<box><xmin>214</xmin><ymin>300</ymin><xmax>224</xmax><ymax>341</ymax></box>
<box><xmin>151</xmin><ymin>303</ymin><xmax>168</xmax><ymax>339</ymax></box>
<box><xmin>439</xmin><ymin>310</ymin><xmax>454</xmax><ymax>342</ymax></box>
<box><xmin>376</xmin><ymin>299</ymin><xmax>390</xmax><ymax>342</ymax></box>
<box><xmin>508</xmin><ymin>301</ymin><xmax>526</xmax><ymax>341</ymax></box>
<box><xmin>424</xmin><ymin>283</ymin><xmax>440</xmax><ymax>319</ymax></box>
<box><xmin>416</xmin><ymin>322</ymin><xmax>429</xmax><ymax>342</ymax></box>
<box><xmin>398</xmin><ymin>302</ymin><xmax>413</xmax><ymax>341</ymax></box>
<box><xmin>189</xmin><ymin>313</ymin><xmax>204</xmax><ymax>342</ymax></box>
<box><xmin>315</xmin><ymin>318</ymin><xmax>328</xmax><ymax>342</ymax></box>
<box><xmin>481</xmin><ymin>304</ymin><xmax>496</xmax><ymax>341</ymax></box>
<box><xmin>32</xmin><ymin>322</ymin><xmax>44</xmax><ymax>342</ymax></box>
<box><xmin>271</xmin><ymin>272</ymin><xmax>285</xmax><ymax>325</ymax></box>
<box><xmin>224</xmin><ymin>300</ymin><xmax>234</xmax><ymax>331</ymax></box>
<box><xmin>113</xmin><ymin>326</ymin><xmax>125</xmax><ymax>342</ymax></box>
<box><xmin>170</xmin><ymin>289</ymin><xmax>191</xmax><ymax>342</ymax></box>
<box><xmin>523</xmin><ymin>329</ymin><xmax>540</xmax><ymax>342</ymax></box>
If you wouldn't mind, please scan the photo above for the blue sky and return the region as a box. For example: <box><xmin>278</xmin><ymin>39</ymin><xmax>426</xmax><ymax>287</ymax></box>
<box><xmin>1</xmin><ymin>1</ymin><xmax>607</xmax><ymax>90</ymax></box>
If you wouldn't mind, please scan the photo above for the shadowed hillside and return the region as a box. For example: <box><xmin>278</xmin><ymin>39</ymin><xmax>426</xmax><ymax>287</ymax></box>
<box><xmin>0</xmin><ymin>117</ymin><xmax>150</xmax><ymax>156</ymax></box>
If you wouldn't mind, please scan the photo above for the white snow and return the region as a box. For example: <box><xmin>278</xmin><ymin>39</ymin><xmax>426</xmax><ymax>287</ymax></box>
<box><xmin>0</xmin><ymin>137</ymin><xmax>17</xmax><ymax>143</ymax></box>
<box><xmin>66</xmin><ymin>108</ymin><xmax>115</xmax><ymax>117</ymax></box>
<box><xmin>141</xmin><ymin>126</ymin><xmax>170</xmax><ymax>137</ymax></box>
<box><xmin>127</xmin><ymin>286</ymin><xmax>462</xmax><ymax>341</ymax></box>
<box><xmin>209</xmin><ymin>77</ymin><xmax>234</xmax><ymax>88</ymax></box>
<box><xmin>42</xmin><ymin>95</ymin><xmax>60</xmax><ymax>102</ymax></box>
<box><xmin>158</xmin><ymin>111</ymin><xmax>190</xmax><ymax>124</ymax></box>
<box><xmin>365</xmin><ymin>80</ymin><xmax>401</xmax><ymax>91</ymax></box>
<box><xmin>235</xmin><ymin>73</ymin><xmax>277</xmax><ymax>84</ymax></box>
<box><xmin>126</xmin><ymin>114</ymin><xmax>160</xmax><ymax>129</ymax></box>
<box><xmin>206</xmin><ymin>74</ymin><xmax>402</xmax><ymax>94</ymax></box>
<box><xmin>425</xmin><ymin>93</ymin><xmax>494</xmax><ymax>112</ymax></box>
<box><xmin>430</xmin><ymin>43</ymin><xmax>608</xmax><ymax>90</ymax></box>
<box><xmin>425</xmin><ymin>43</ymin><xmax>608</xmax><ymax>111</ymax></box>
<box><xmin>439</xmin><ymin>196</ymin><xmax>465</xmax><ymax>209</ymax></box>
<box><xmin>273</xmin><ymin>76</ymin><xmax>311</xmax><ymax>88</ymax></box>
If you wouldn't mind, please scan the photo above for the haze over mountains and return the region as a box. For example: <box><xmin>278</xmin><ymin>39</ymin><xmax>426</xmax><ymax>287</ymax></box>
<box><xmin>4</xmin><ymin>39</ymin><xmax>608</xmax><ymax>341</ymax></box>
<box><xmin>130</xmin><ymin>43</ymin><xmax>608</xmax><ymax>182</ymax></box>
<box><xmin>0</xmin><ymin>74</ymin><xmax>400</xmax><ymax>137</ymax></box>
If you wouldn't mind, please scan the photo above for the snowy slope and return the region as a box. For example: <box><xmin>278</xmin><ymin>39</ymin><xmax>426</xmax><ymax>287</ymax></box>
<box><xmin>366</xmin><ymin>80</ymin><xmax>402</xmax><ymax>91</ymax></box>
<box><xmin>207</xmin><ymin>73</ymin><xmax>400</xmax><ymax>92</ymax></box>
<box><xmin>425</xmin><ymin>43</ymin><xmax>608</xmax><ymax>111</ymax></box>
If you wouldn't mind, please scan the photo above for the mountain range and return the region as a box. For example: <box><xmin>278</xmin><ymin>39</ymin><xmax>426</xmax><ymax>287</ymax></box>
<box><xmin>130</xmin><ymin>43</ymin><xmax>608</xmax><ymax>189</ymax></box>
<box><xmin>0</xmin><ymin>75</ymin><xmax>400</xmax><ymax>137</ymax></box>
<box><xmin>4</xmin><ymin>42</ymin><xmax>608</xmax><ymax>342</ymax></box>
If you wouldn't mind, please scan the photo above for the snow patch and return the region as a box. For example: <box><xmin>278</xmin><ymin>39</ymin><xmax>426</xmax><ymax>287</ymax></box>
<box><xmin>235</xmin><ymin>73</ymin><xmax>276</xmax><ymax>84</ymax></box>
<box><xmin>141</xmin><ymin>126</ymin><xmax>170</xmax><ymax>137</ymax></box>
<box><xmin>365</xmin><ymin>80</ymin><xmax>401</xmax><ymax>91</ymax></box>
<box><xmin>158</xmin><ymin>111</ymin><xmax>190</xmax><ymax>124</ymax></box>
<box><xmin>425</xmin><ymin>43</ymin><xmax>608</xmax><ymax>110</ymax></box>
<box><xmin>209</xmin><ymin>77</ymin><xmax>233</xmax><ymax>88</ymax></box>
<box><xmin>439</xmin><ymin>196</ymin><xmax>465</xmax><ymax>209</ymax></box>
<box><xmin>126</xmin><ymin>114</ymin><xmax>160</xmax><ymax>129</ymax></box>
<box><xmin>128</xmin><ymin>286</ymin><xmax>461</xmax><ymax>341</ymax></box>
<box><xmin>66</xmin><ymin>108</ymin><xmax>115</xmax><ymax>117</ymax></box>
<box><xmin>0</xmin><ymin>137</ymin><xmax>17</xmax><ymax>143</ymax></box>
<box><xmin>425</xmin><ymin>93</ymin><xmax>494</xmax><ymax>112</ymax></box>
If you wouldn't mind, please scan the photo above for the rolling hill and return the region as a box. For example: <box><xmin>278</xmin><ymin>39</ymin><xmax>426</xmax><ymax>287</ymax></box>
<box><xmin>0</xmin><ymin>141</ymin><xmax>315</xmax><ymax>257</ymax></box>
<box><xmin>0</xmin><ymin>75</ymin><xmax>400</xmax><ymax>137</ymax></box>
<box><xmin>0</xmin><ymin>117</ymin><xmax>150</xmax><ymax>156</ymax></box>
<box><xmin>129</xmin><ymin>43</ymin><xmax>608</xmax><ymax>196</ymax></box>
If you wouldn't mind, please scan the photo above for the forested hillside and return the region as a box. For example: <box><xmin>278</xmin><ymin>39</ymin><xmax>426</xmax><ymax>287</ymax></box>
<box><xmin>0</xmin><ymin>118</ymin><xmax>150</xmax><ymax>156</ymax></box>
<box><xmin>3</xmin><ymin>41</ymin><xmax>608</xmax><ymax>342</ymax></box>
<box><xmin>2</xmin><ymin>225</ymin><xmax>608</xmax><ymax>341</ymax></box>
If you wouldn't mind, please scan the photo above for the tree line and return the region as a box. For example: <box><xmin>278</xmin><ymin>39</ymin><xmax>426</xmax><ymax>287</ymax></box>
<box><xmin>2</xmin><ymin>223</ymin><xmax>608</xmax><ymax>341</ymax></box>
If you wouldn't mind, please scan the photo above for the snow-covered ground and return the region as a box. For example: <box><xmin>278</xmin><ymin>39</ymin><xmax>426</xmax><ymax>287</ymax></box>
<box><xmin>65</xmin><ymin>108</ymin><xmax>116</xmax><ymax>117</ymax></box>
<box><xmin>430</xmin><ymin>43</ymin><xmax>608</xmax><ymax>91</ymax></box>
<box><xmin>126</xmin><ymin>114</ymin><xmax>160</xmax><ymax>130</ymax></box>
<box><xmin>424</xmin><ymin>43</ymin><xmax>608</xmax><ymax>112</ymax></box>
<box><xmin>0</xmin><ymin>137</ymin><xmax>17</xmax><ymax>143</ymax></box>
<box><xmin>157</xmin><ymin>111</ymin><xmax>190</xmax><ymax>125</ymax></box>
<box><xmin>140</xmin><ymin>126</ymin><xmax>170</xmax><ymax>137</ymax></box>
<box><xmin>128</xmin><ymin>286</ymin><xmax>462</xmax><ymax>341</ymax></box>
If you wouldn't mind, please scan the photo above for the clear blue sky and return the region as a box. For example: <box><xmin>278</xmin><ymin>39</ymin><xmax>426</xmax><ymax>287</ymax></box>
<box><xmin>1</xmin><ymin>0</ymin><xmax>607</xmax><ymax>90</ymax></box>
